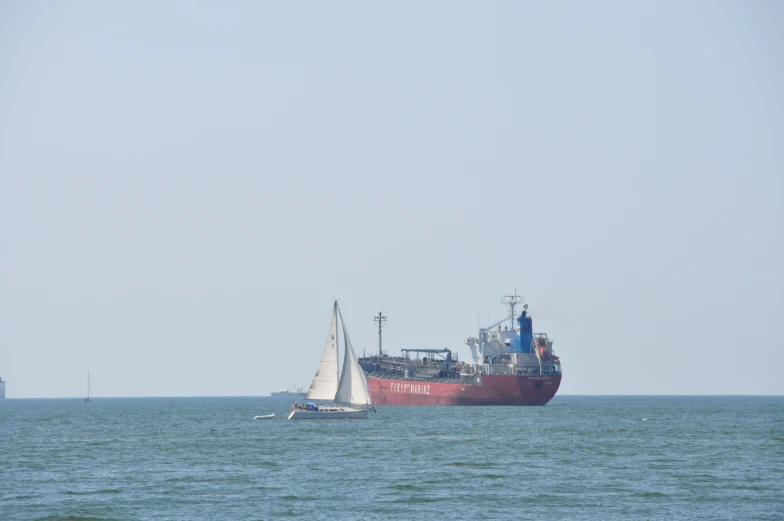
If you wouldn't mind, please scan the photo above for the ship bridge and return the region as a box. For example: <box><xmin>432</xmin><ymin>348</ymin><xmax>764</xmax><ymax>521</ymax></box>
<box><xmin>464</xmin><ymin>293</ymin><xmax>561</xmax><ymax>377</ymax></box>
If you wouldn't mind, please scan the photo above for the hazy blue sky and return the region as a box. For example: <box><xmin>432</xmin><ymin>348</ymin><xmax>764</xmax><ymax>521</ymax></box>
<box><xmin>2</xmin><ymin>1</ymin><xmax>782</xmax><ymax>398</ymax></box>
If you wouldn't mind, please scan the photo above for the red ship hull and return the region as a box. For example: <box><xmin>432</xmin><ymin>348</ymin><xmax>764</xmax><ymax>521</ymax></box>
<box><xmin>366</xmin><ymin>374</ymin><xmax>562</xmax><ymax>406</ymax></box>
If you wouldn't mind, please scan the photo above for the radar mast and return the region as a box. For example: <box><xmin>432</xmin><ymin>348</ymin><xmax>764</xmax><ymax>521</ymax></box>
<box><xmin>502</xmin><ymin>290</ymin><xmax>524</xmax><ymax>330</ymax></box>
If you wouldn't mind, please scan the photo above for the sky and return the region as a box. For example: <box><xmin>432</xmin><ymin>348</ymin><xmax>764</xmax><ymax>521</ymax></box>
<box><xmin>1</xmin><ymin>1</ymin><xmax>782</xmax><ymax>398</ymax></box>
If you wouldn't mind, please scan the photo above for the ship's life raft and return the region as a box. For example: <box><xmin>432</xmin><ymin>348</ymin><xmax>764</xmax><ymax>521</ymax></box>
<box><xmin>537</xmin><ymin>338</ymin><xmax>551</xmax><ymax>361</ymax></box>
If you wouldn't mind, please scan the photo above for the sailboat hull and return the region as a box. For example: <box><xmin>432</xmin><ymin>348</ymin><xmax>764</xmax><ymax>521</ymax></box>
<box><xmin>287</xmin><ymin>408</ymin><xmax>369</xmax><ymax>420</ymax></box>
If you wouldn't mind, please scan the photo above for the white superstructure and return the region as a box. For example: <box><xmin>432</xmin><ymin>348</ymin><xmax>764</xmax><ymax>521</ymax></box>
<box><xmin>462</xmin><ymin>293</ymin><xmax>561</xmax><ymax>377</ymax></box>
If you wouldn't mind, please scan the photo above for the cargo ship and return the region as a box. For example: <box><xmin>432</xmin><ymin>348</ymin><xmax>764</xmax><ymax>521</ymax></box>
<box><xmin>358</xmin><ymin>293</ymin><xmax>562</xmax><ymax>406</ymax></box>
<box><xmin>0</xmin><ymin>377</ymin><xmax>5</xmax><ymax>399</ymax></box>
<box><xmin>271</xmin><ymin>388</ymin><xmax>306</xmax><ymax>398</ymax></box>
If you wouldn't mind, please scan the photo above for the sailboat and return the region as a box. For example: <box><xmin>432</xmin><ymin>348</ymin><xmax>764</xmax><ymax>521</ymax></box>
<box><xmin>288</xmin><ymin>301</ymin><xmax>374</xmax><ymax>420</ymax></box>
<box><xmin>83</xmin><ymin>372</ymin><xmax>92</xmax><ymax>402</ymax></box>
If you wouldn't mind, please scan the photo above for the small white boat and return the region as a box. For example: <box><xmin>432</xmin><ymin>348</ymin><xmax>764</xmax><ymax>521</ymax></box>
<box><xmin>253</xmin><ymin>414</ymin><xmax>275</xmax><ymax>420</ymax></box>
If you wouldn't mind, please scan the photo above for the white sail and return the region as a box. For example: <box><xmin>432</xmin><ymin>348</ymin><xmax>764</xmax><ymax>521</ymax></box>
<box><xmin>334</xmin><ymin>309</ymin><xmax>372</xmax><ymax>407</ymax></box>
<box><xmin>305</xmin><ymin>301</ymin><xmax>340</xmax><ymax>400</ymax></box>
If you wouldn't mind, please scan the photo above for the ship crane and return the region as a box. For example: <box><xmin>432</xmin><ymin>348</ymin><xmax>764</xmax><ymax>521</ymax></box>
<box><xmin>468</xmin><ymin>315</ymin><xmax>515</xmax><ymax>364</ymax></box>
<box><xmin>374</xmin><ymin>310</ymin><xmax>386</xmax><ymax>358</ymax></box>
<box><xmin>480</xmin><ymin>316</ymin><xmax>508</xmax><ymax>334</ymax></box>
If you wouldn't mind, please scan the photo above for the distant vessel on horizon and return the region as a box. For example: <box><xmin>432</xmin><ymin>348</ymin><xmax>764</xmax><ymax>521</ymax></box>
<box><xmin>83</xmin><ymin>372</ymin><xmax>92</xmax><ymax>402</ymax></box>
<box><xmin>0</xmin><ymin>376</ymin><xmax>5</xmax><ymax>399</ymax></box>
<box><xmin>270</xmin><ymin>388</ymin><xmax>305</xmax><ymax>397</ymax></box>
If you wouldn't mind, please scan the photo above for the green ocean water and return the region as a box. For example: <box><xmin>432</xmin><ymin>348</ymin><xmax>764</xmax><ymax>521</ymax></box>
<box><xmin>1</xmin><ymin>396</ymin><xmax>782</xmax><ymax>520</ymax></box>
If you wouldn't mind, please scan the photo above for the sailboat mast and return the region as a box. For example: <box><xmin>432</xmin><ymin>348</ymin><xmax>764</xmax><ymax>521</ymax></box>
<box><xmin>334</xmin><ymin>301</ymin><xmax>340</xmax><ymax>384</ymax></box>
<box><xmin>85</xmin><ymin>371</ymin><xmax>92</xmax><ymax>401</ymax></box>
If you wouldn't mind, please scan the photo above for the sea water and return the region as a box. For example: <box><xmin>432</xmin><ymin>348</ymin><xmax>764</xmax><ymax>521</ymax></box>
<box><xmin>1</xmin><ymin>396</ymin><xmax>782</xmax><ymax>520</ymax></box>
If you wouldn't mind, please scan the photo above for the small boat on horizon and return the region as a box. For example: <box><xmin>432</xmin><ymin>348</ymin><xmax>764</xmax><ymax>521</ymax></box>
<box><xmin>83</xmin><ymin>372</ymin><xmax>92</xmax><ymax>402</ymax></box>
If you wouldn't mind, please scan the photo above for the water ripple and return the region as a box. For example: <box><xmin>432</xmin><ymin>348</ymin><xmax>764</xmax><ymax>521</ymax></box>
<box><xmin>1</xmin><ymin>396</ymin><xmax>782</xmax><ymax>521</ymax></box>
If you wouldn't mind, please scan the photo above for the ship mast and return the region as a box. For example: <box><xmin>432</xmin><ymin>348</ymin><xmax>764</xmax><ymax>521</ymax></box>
<box><xmin>502</xmin><ymin>290</ymin><xmax>523</xmax><ymax>330</ymax></box>
<box><xmin>375</xmin><ymin>310</ymin><xmax>387</xmax><ymax>358</ymax></box>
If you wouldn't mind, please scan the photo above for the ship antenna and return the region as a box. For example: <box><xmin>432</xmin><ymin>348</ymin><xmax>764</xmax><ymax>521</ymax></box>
<box><xmin>502</xmin><ymin>290</ymin><xmax>523</xmax><ymax>330</ymax></box>
<box><xmin>375</xmin><ymin>309</ymin><xmax>387</xmax><ymax>359</ymax></box>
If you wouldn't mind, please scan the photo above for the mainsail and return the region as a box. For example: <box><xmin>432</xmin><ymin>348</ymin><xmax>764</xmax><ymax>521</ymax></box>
<box><xmin>334</xmin><ymin>308</ymin><xmax>372</xmax><ymax>407</ymax></box>
<box><xmin>305</xmin><ymin>301</ymin><xmax>340</xmax><ymax>400</ymax></box>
